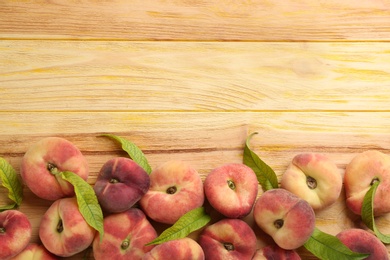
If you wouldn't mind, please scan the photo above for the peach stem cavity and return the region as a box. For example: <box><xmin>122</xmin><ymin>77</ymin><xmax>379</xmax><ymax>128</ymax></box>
<box><xmin>121</xmin><ymin>239</ymin><xmax>130</xmax><ymax>250</ymax></box>
<box><xmin>47</xmin><ymin>162</ymin><xmax>60</xmax><ymax>176</ymax></box>
<box><xmin>223</xmin><ymin>242</ymin><xmax>235</xmax><ymax>251</ymax></box>
<box><xmin>166</xmin><ymin>186</ymin><xmax>177</xmax><ymax>194</ymax></box>
<box><xmin>109</xmin><ymin>178</ymin><xmax>119</xmax><ymax>184</ymax></box>
<box><xmin>370</xmin><ymin>177</ymin><xmax>380</xmax><ymax>186</ymax></box>
<box><xmin>56</xmin><ymin>219</ymin><xmax>64</xmax><ymax>233</ymax></box>
<box><xmin>274</xmin><ymin>219</ymin><xmax>284</xmax><ymax>229</ymax></box>
<box><xmin>306</xmin><ymin>176</ymin><xmax>317</xmax><ymax>189</ymax></box>
<box><xmin>227</xmin><ymin>180</ymin><xmax>236</xmax><ymax>191</ymax></box>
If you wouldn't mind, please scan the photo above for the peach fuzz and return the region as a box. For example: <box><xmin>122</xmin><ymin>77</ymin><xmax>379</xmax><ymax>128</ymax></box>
<box><xmin>10</xmin><ymin>243</ymin><xmax>58</xmax><ymax>260</ymax></box>
<box><xmin>94</xmin><ymin>157</ymin><xmax>150</xmax><ymax>213</ymax></box>
<box><xmin>281</xmin><ymin>153</ymin><xmax>342</xmax><ymax>210</ymax></box>
<box><xmin>336</xmin><ymin>228</ymin><xmax>389</xmax><ymax>260</ymax></box>
<box><xmin>252</xmin><ymin>244</ymin><xmax>301</xmax><ymax>260</ymax></box>
<box><xmin>39</xmin><ymin>197</ymin><xmax>96</xmax><ymax>257</ymax></box>
<box><xmin>139</xmin><ymin>160</ymin><xmax>204</xmax><ymax>224</ymax></box>
<box><xmin>0</xmin><ymin>210</ymin><xmax>32</xmax><ymax>260</ymax></box>
<box><xmin>253</xmin><ymin>188</ymin><xmax>315</xmax><ymax>250</ymax></box>
<box><xmin>204</xmin><ymin>163</ymin><xmax>258</xmax><ymax>218</ymax></box>
<box><xmin>142</xmin><ymin>238</ymin><xmax>205</xmax><ymax>260</ymax></box>
<box><xmin>21</xmin><ymin>137</ymin><xmax>89</xmax><ymax>201</ymax></box>
<box><xmin>344</xmin><ymin>150</ymin><xmax>390</xmax><ymax>216</ymax></box>
<box><xmin>198</xmin><ymin>218</ymin><xmax>257</xmax><ymax>260</ymax></box>
<box><xmin>92</xmin><ymin>208</ymin><xmax>157</xmax><ymax>260</ymax></box>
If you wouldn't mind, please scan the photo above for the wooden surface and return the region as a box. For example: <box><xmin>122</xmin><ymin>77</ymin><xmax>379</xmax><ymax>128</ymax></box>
<box><xmin>1</xmin><ymin>1</ymin><xmax>390</xmax><ymax>259</ymax></box>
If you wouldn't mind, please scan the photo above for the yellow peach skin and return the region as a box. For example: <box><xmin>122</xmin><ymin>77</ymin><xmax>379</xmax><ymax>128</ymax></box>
<box><xmin>10</xmin><ymin>243</ymin><xmax>58</xmax><ymax>260</ymax></box>
<box><xmin>281</xmin><ymin>153</ymin><xmax>342</xmax><ymax>211</ymax></box>
<box><xmin>142</xmin><ymin>238</ymin><xmax>204</xmax><ymax>260</ymax></box>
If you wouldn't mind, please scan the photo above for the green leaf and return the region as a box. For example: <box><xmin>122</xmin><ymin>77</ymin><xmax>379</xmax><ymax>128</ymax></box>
<box><xmin>0</xmin><ymin>158</ymin><xmax>23</xmax><ymax>211</ymax></box>
<box><xmin>361</xmin><ymin>180</ymin><xmax>390</xmax><ymax>243</ymax></box>
<box><xmin>304</xmin><ymin>227</ymin><xmax>370</xmax><ymax>260</ymax></box>
<box><xmin>146</xmin><ymin>207</ymin><xmax>211</xmax><ymax>246</ymax></box>
<box><xmin>0</xmin><ymin>203</ymin><xmax>18</xmax><ymax>211</ymax></box>
<box><xmin>61</xmin><ymin>171</ymin><xmax>104</xmax><ymax>240</ymax></box>
<box><xmin>101</xmin><ymin>134</ymin><xmax>152</xmax><ymax>174</ymax></box>
<box><xmin>243</xmin><ymin>132</ymin><xmax>279</xmax><ymax>191</ymax></box>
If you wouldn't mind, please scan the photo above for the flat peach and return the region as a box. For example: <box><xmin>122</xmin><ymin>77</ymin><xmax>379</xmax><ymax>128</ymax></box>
<box><xmin>253</xmin><ymin>189</ymin><xmax>315</xmax><ymax>250</ymax></box>
<box><xmin>281</xmin><ymin>153</ymin><xmax>342</xmax><ymax>210</ymax></box>
<box><xmin>344</xmin><ymin>150</ymin><xmax>390</xmax><ymax>216</ymax></box>
<box><xmin>336</xmin><ymin>228</ymin><xmax>389</xmax><ymax>260</ymax></box>
<box><xmin>139</xmin><ymin>160</ymin><xmax>204</xmax><ymax>224</ymax></box>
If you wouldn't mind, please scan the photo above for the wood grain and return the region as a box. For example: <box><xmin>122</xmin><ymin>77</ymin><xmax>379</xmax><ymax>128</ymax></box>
<box><xmin>2</xmin><ymin>41</ymin><xmax>390</xmax><ymax>112</ymax></box>
<box><xmin>2</xmin><ymin>0</ymin><xmax>390</xmax><ymax>259</ymax></box>
<box><xmin>1</xmin><ymin>0</ymin><xmax>390</xmax><ymax>41</ymax></box>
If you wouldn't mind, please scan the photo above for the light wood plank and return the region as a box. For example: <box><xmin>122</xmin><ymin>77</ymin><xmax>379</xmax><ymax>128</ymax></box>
<box><xmin>0</xmin><ymin>0</ymin><xmax>390</xmax><ymax>41</ymax></box>
<box><xmin>2</xmin><ymin>41</ymin><xmax>390</xmax><ymax>112</ymax></box>
<box><xmin>1</xmin><ymin>111</ymin><xmax>390</xmax><ymax>259</ymax></box>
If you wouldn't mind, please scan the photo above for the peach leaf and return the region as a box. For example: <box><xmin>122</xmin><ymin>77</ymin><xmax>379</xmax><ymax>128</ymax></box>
<box><xmin>243</xmin><ymin>132</ymin><xmax>278</xmax><ymax>191</ymax></box>
<box><xmin>0</xmin><ymin>158</ymin><xmax>23</xmax><ymax>211</ymax></box>
<box><xmin>304</xmin><ymin>228</ymin><xmax>370</xmax><ymax>260</ymax></box>
<box><xmin>145</xmin><ymin>207</ymin><xmax>211</xmax><ymax>246</ymax></box>
<box><xmin>61</xmin><ymin>171</ymin><xmax>104</xmax><ymax>241</ymax></box>
<box><xmin>361</xmin><ymin>180</ymin><xmax>390</xmax><ymax>244</ymax></box>
<box><xmin>101</xmin><ymin>134</ymin><xmax>152</xmax><ymax>174</ymax></box>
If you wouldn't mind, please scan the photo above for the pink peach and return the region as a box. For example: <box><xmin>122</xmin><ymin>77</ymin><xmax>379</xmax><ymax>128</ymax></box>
<box><xmin>21</xmin><ymin>137</ymin><xmax>89</xmax><ymax>201</ymax></box>
<box><xmin>198</xmin><ymin>218</ymin><xmax>257</xmax><ymax>260</ymax></box>
<box><xmin>204</xmin><ymin>163</ymin><xmax>259</xmax><ymax>219</ymax></box>
<box><xmin>336</xmin><ymin>228</ymin><xmax>389</xmax><ymax>260</ymax></box>
<box><xmin>139</xmin><ymin>160</ymin><xmax>204</xmax><ymax>224</ymax></box>
<box><xmin>253</xmin><ymin>189</ymin><xmax>315</xmax><ymax>250</ymax></box>
<box><xmin>93</xmin><ymin>208</ymin><xmax>157</xmax><ymax>260</ymax></box>
<box><xmin>39</xmin><ymin>197</ymin><xmax>96</xmax><ymax>257</ymax></box>
<box><xmin>0</xmin><ymin>210</ymin><xmax>32</xmax><ymax>260</ymax></box>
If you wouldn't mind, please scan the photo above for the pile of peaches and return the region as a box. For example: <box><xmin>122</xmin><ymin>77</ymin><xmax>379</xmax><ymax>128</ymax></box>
<box><xmin>1</xmin><ymin>135</ymin><xmax>389</xmax><ymax>259</ymax></box>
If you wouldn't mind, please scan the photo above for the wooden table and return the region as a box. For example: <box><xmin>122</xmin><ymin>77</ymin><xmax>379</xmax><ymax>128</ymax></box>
<box><xmin>1</xmin><ymin>1</ymin><xmax>390</xmax><ymax>259</ymax></box>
